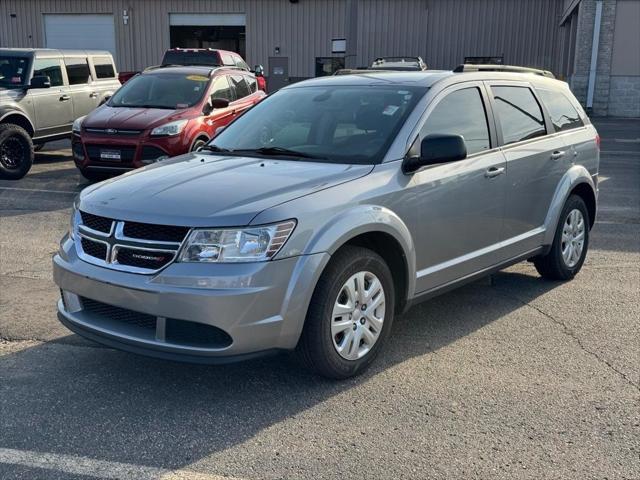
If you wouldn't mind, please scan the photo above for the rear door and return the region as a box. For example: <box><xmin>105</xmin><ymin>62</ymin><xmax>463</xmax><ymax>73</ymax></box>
<box><xmin>488</xmin><ymin>82</ymin><xmax>563</xmax><ymax>255</ymax></box>
<box><xmin>63</xmin><ymin>56</ymin><xmax>100</xmax><ymax>119</ymax></box>
<box><xmin>28</xmin><ymin>57</ymin><xmax>74</xmax><ymax>137</ymax></box>
<box><xmin>90</xmin><ymin>55</ymin><xmax>120</xmax><ymax>103</ymax></box>
<box><xmin>411</xmin><ymin>82</ymin><xmax>506</xmax><ymax>293</ymax></box>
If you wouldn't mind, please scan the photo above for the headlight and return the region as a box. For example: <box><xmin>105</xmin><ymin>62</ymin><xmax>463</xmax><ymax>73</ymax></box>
<box><xmin>72</xmin><ymin>116</ymin><xmax>85</xmax><ymax>134</ymax></box>
<box><xmin>178</xmin><ymin>220</ymin><xmax>296</xmax><ymax>263</ymax></box>
<box><xmin>150</xmin><ymin>120</ymin><xmax>188</xmax><ymax>137</ymax></box>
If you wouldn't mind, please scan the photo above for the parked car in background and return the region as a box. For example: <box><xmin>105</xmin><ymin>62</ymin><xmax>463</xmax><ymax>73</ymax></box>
<box><xmin>0</xmin><ymin>48</ymin><xmax>120</xmax><ymax>179</ymax></box>
<box><xmin>55</xmin><ymin>67</ymin><xmax>598</xmax><ymax>378</ymax></box>
<box><xmin>118</xmin><ymin>48</ymin><xmax>267</xmax><ymax>92</ymax></box>
<box><xmin>72</xmin><ymin>65</ymin><xmax>265</xmax><ymax>180</ymax></box>
<box><xmin>370</xmin><ymin>56</ymin><xmax>427</xmax><ymax>71</ymax></box>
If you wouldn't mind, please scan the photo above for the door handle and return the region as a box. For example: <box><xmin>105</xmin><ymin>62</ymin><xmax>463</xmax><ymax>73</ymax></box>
<box><xmin>485</xmin><ymin>166</ymin><xmax>505</xmax><ymax>178</ymax></box>
<box><xmin>551</xmin><ymin>150</ymin><xmax>565</xmax><ymax>160</ymax></box>
<box><xmin>59</xmin><ymin>94</ymin><xmax>70</xmax><ymax>101</ymax></box>
<box><xmin>89</xmin><ymin>92</ymin><xmax>98</xmax><ymax>98</ymax></box>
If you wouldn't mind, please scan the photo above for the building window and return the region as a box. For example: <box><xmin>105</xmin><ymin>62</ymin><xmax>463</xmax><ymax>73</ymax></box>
<box><xmin>315</xmin><ymin>57</ymin><xmax>345</xmax><ymax>77</ymax></box>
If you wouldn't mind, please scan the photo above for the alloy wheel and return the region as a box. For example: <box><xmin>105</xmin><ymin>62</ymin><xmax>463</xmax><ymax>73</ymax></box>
<box><xmin>0</xmin><ymin>136</ymin><xmax>26</xmax><ymax>169</ymax></box>
<box><xmin>561</xmin><ymin>208</ymin><xmax>585</xmax><ymax>268</ymax></box>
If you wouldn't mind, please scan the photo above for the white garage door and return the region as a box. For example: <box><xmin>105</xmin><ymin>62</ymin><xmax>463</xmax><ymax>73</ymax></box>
<box><xmin>44</xmin><ymin>14</ymin><xmax>116</xmax><ymax>56</ymax></box>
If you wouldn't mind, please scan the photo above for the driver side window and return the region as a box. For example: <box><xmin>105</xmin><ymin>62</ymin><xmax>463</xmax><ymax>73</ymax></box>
<box><xmin>210</xmin><ymin>76</ymin><xmax>233</xmax><ymax>102</ymax></box>
<box><xmin>421</xmin><ymin>87</ymin><xmax>491</xmax><ymax>155</ymax></box>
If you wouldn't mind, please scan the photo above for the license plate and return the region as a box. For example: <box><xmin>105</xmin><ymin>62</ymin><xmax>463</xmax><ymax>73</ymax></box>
<box><xmin>100</xmin><ymin>149</ymin><xmax>121</xmax><ymax>161</ymax></box>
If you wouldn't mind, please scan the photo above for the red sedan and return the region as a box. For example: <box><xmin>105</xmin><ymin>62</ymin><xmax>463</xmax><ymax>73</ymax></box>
<box><xmin>72</xmin><ymin>65</ymin><xmax>265</xmax><ymax>180</ymax></box>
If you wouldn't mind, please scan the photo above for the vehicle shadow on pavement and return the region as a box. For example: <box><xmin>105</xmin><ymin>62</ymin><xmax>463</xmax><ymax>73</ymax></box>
<box><xmin>0</xmin><ymin>268</ymin><xmax>561</xmax><ymax>471</ymax></box>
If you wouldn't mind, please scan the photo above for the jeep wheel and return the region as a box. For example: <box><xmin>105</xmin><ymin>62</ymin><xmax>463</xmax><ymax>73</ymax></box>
<box><xmin>0</xmin><ymin>123</ymin><xmax>34</xmax><ymax>180</ymax></box>
<box><xmin>534</xmin><ymin>194</ymin><xmax>590</xmax><ymax>281</ymax></box>
<box><xmin>295</xmin><ymin>245</ymin><xmax>395</xmax><ymax>379</ymax></box>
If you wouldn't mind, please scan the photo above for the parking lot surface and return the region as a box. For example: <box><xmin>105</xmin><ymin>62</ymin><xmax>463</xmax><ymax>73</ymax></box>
<box><xmin>0</xmin><ymin>118</ymin><xmax>638</xmax><ymax>479</ymax></box>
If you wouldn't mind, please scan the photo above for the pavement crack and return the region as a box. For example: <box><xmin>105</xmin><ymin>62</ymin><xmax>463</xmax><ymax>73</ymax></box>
<box><xmin>498</xmin><ymin>290</ymin><xmax>640</xmax><ymax>393</ymax></box>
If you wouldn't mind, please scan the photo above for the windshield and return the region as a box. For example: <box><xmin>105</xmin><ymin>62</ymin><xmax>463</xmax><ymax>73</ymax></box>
<box><xmin>211</xmin><ymin>85</ymin><xmax>426</xmax><ymax>164</ymax></box>
<box><xmin>108</xmin><ymin>73</ymin><xmax>210</xmax><ymax>109</ymax></box>
<box><xmin>0</xmin><ymin>56</ymin><xmax>30</xmax><ymax>88</ymax></box>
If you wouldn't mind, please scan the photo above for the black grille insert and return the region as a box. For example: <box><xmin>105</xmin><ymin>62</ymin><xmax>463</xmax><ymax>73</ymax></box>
<box><xmin>122</xmin><ymin>221</ymin><xmax>189</xmax><ymax>243</ymax></box>
<box><xmin>81</xmin><ymin>298</ymin><xmax>157</xmax><ymax>330</ymax></box>
<box><xmin>80</xmin><ymin>211</ymin><xmax>113</xmax><ymax>233</ymax></box>
<box><xmin>81</xmin><ymin>237</ymin><xmax>107</xmax><ymax>260</ymax></box>
<box><xmin>141</xmin><ymin>146</ymin><xmax>168</xmax><ymax>161</ymax></box>
<box><xmin>166</xmin><ymin>318</ymin><xmax>232</xmax><ymax>348</ymax></box>
<box><xmin>115</xmin><ymin>247</ymin><xmax>174</xmax><ymax>270</ymax></box>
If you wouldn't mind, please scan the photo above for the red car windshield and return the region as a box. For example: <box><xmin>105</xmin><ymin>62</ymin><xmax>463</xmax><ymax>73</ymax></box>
<box><xmin>109</xmin><ymin>73</ymin><xmax>210</xmax><ymax>109</ymax></box>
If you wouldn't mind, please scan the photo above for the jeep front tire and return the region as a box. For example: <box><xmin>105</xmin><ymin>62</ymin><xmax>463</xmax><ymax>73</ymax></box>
<box><xmin>0</xmin><ymin>123</ymin><xmax>34</xmax><ymax>180</ymax></box>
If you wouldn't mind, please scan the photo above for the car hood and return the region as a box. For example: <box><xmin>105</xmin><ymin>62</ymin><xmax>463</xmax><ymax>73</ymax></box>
<box><xmin>83</xmin><ymin>105</ymin><xmax>184</xmax><ymax>131</ymax></box>
<box><xmin>79</xmin><ymin>153</ymin><xmax>373</xmax><ymax>227</ymax></box>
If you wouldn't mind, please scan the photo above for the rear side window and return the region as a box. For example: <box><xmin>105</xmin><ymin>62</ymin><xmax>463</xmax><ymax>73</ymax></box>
<box><xmin>421</xmin><ymin>87</ymin><xmax>491</xmax><ymax>155</ymax></box>
<box><xmin>93</xmin><ymin>56</ymin><xmax>115</xmax><ymax>79</ymax></box>
<box><xmin>491</xmin><ymin>86</ymin><xmax>546</xmax><ymax>145</ymax></box>
<box><xmin>64</xmin><ymin>57</ymin><xmax>91</xmax><ymax>85</ymax></box>
<box><xmin>33</xmin><ymin>58</ymin><xmax>63</xmax><ymax>86</ymax></box>
<box><xmin>230</xmin><ymin>75</ymin><xmax>251</xmax><ymax>99</ymax></box>
<box><xmin>537</xmin><ymin>88</ymin><xmax>584</xmax><ymax>132</ymax></box>
<box><xmin>246</xmin><ymin>76</ymin><xmax>258</xmax><ymax>93</ymax></box>
<box><xmin>211</xmin><ymin>76</ymin><xmax>234</xmax><ymax>101</ymax></box>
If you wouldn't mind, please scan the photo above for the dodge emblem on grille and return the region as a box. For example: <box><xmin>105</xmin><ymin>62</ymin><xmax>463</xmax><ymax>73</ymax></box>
<box><xmin>131</xmin><ymin>253</ymin><xmax>166</xmax><ymax>262</ymax></box>
<box><xmin>106</xmin><ymin>128</ymin><xmax>117</xmax><ymax>134</ymax></box>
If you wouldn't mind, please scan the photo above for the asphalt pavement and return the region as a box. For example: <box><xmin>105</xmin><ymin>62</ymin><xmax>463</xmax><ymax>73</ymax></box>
<box><xmin>0</xmin><ymin>118</ymin><xmax>638</xmax><ymax>479</ymax></box>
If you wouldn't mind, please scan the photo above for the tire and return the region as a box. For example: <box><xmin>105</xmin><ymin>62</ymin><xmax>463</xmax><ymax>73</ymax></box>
<box><xmin>191</xmin><ymin>137</ymin><xmax>208</xmax><ymax>152</ymax></box>
<box><xmin>79</xmin><ymin>168</ymin><xmax>110</xmax><ymax>183</ymax></box>
<box><xmin>0</xmin><ymin>123</ymin><xmax>34</xmax><ymax>180</ymax></box>
<box><xmin>534</xmin><ymin>195</ymin><xmax>590</xmax><ymax>281</ymax></box>
<box><xmin>295</xmin><ymin>245</ymin><xmax>395</xmax><ymax>379</ymax></box>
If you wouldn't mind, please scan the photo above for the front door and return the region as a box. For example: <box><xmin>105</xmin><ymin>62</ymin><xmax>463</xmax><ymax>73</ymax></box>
<box><xmin>29</xmin><ymin>58</ymin><xmax>74</xmax><ymax>137</ymax></box>
<box><xmin>268</xmin><ymin>57</ymin><xmax>289</xmax><ymax>92</ymax></box>
<box><xmin>63</xmin><ymin>57</ymin><xmax>101</xmax><ymax>119</ymax></box>
<box><xmin>409</xmin><ymin>83</ymin><xmax>506</xmax><ymax>293</ymax></box>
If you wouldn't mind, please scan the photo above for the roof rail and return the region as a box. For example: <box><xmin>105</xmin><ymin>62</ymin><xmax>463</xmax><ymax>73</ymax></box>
<box><xmin>453</xmin><ymin>64</ymin><xmax>555</xmax><ymax>78</ymax></box>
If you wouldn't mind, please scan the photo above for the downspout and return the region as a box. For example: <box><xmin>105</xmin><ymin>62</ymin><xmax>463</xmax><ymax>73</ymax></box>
<box><xmin>586</xmin><ymin>0</ymin><xmax>603</xmax><ymax>109</ymax></box>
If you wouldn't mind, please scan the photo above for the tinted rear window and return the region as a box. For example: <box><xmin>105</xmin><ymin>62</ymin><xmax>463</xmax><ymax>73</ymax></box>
<box><xmin>491</xmin><ymin>86</ymin><xmax>546</xmax><ymax>145</ymax></box>
<box><xmin>230</xmin><ymin>75</ymin><xmax>251</xmax><ymax>99</ymax></box>
<box><xmin>65</xmin><ymin>57</ymin><xmax>91</xmax><ymax>85</ymax></box>
<box><xmin>537</xmin><ymin>88</ymin><xmax>584</xmax><ymax>132</ymax></box>
<box><xmin>162</xmin><ymin>51</ymin><xmax>221</xmax><ymax>66</ymax></box>
<box><xmin>93</xmin><ymin>56</ymin><xmax>115</xmax><ymax>79</ymax></box>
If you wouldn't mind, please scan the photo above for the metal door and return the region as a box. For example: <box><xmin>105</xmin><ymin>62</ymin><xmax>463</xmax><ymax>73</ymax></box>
<box><xmin>268</xmin><ymin>57</ymin><xmax>289</xmax><ymax>92</ymax></box>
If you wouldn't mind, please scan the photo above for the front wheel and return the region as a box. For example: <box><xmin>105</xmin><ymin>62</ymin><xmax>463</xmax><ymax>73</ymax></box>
<box><xmin>0</xmin><ymin>123</ymin><xmax>34</xmax><ymax>180</ymax></box>
<box><xmin>534</xmin><ymin>195</ymin><xmax>590</xmax><ymax>280</ymax></box>
<box><xmin>295</xmin><ymin>245</ymin><xmax>395</xmax><ymax>379</ymax></box>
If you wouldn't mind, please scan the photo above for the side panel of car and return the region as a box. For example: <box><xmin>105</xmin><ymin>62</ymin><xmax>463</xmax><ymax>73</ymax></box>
<box><xmin>28</xmin><ymin>57</ymin><xmax>74</xmax><ymax>138</ymax></box>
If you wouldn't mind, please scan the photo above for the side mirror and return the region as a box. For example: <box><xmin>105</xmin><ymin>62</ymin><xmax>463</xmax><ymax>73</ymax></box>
<box><xmin>254</xmin><ymin>65</ymin><xmax>264</xmax><ymax>77</ymax></box>
<box><xmin>203</xmin><ymin>96</ymin><xmax>230</xmax><ymax>115</ymax></box>
<box><xmin>402</xmin><ymin>134</ymin><xmax>467</xmax><ymax>174</ymax></box>
<box><xmin>28</xmin><ymin>75</ymin><xmax>51</xmax><ymax>89</ymax></box>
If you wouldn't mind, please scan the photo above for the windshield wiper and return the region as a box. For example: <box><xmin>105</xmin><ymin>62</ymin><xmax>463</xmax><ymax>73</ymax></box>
<box><xmin>231</xmin><ymin>147</ymin><xmax>326</xmax><ymax>160</ymax></box>
<box><xmin>199</xmin><ymin>144</ymin><xmax>232</xmax><ymax>153</ymax></box>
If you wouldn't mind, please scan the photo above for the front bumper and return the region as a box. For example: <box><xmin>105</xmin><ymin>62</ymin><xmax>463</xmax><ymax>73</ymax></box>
<box><xmin>72</xmin><ymin>132</ymin><xmax>188</xmax><ymax>173</ymax></box>
<box><xmin>54</xmin><ymin>235</ymin><xmax>329</xmax><ymax>363</ymax></box>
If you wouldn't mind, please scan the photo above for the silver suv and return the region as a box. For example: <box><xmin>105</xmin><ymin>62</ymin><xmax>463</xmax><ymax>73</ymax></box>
<box><xmin>0</xmin><ymin>48</ymin><xmax>120</xmax><ymax>179</ymax></box>
<box><xmin>54</xmin><ymin>69</ymin><xmax>599</xmax><ymax>378</ymax></box>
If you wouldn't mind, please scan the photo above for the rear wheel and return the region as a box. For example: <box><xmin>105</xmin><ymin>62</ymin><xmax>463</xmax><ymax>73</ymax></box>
<box><xmin>295</xmin><ymin>245</ymin><xmax>395</xmax><ymax>379</ymax></box>
<box><xmin>0</xmin><ymin>123</ymin><xmax>33</xmax><ymax>180</ymax></box>
<box><xmin>191</xmin><ymin>137</ymin><xmax>208</xmax><ymax>152</ymax></box>
<box><xmin>534</xmin><ymin>195</ymin><xmax>590</xmax><ymax>280</ymax></box>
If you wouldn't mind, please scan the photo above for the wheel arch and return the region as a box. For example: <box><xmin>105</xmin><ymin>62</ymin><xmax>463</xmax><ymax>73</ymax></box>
<box><xmin>0</xmin><ymin>111</ymin><xmax>35</xmax><ymax>137</ymax></box>
<box><xmin>543</xmin><ymin>165</ymin><xmax>597</xmax><ymax>245</ymax></box>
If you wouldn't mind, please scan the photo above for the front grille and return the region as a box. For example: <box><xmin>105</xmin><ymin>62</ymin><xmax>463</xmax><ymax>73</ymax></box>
<box><xmin>166</xmin><ymin>318</ymin><xmax>232</xmax><ymax>348</ymax></box>
<box><xmin>141</xmin><ymin>146</ymin><xmax>167</xmax><ymax>161</ymax></box>
<box><xmin>81</xmin><ymin>297</ymin><xmax>157</xmax><ymax>330</ymax></box>
<box><xmin>85</xmin><ymin>128</ymin><xmax>142</xmax><ymax>136</ymax></box>
<box><xmin>80</xmin><ymin>211</ymin><xmax>113</xmax><ymax>233</ymax></box>
<box><xmin>115</xmin><ymin>247</ymin><xmax>174</xmax><ymax>270</ymax></box>
<box><xmin>85</xmin><ymin>144</ymin><xmax>137</xmax><ymax>163</ymax></box>
<box><xmin>122</xmin><ymin>221</ymin><xmax>190</xmax><ymax>243</ymax></box>
<box><xmin>79</xmin><ymin>297</ymin><xmax>233</xmax><ymax>348</ymax></box>
<box><xmin>81</xmin><ymin>237</ymin><xmax>107</xmax><ymax>260</ymax></box>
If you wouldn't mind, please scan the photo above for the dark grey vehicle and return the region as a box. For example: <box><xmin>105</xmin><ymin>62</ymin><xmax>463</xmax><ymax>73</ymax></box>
<box><xmin>0</xmin><ymin>48</ymin><xmax>120</xmax><ymax>179</ymax></box>
<box><xmin>54</xmin><ymin>68</ymin><xmax>599</xmax><ymax>378</ymax></box>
